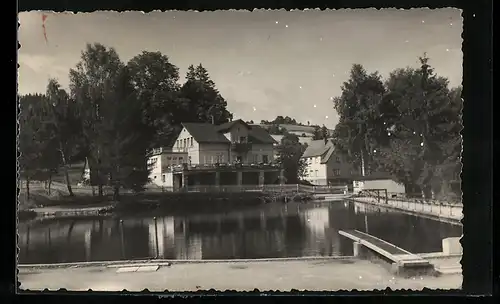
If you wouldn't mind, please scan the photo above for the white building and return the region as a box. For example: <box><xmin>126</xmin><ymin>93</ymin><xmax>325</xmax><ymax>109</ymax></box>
<box><xmin>147</xmin><ymin>148</ymin><xmax>188</xmax><ymax>186</ymax></box>
<box><xmin>301</xmin><ymin>139</ymin><xmax>360</xmax><ymax>186</ymax></box>
<box><xmin>172</xmin><ymin>119</ymin><xmax>276</xmax><ymax>165</ymax></box>
<box><xmin>147</xmin><ymin>119</ymin><xmax>278</xmax><ymax>188</ymax></box>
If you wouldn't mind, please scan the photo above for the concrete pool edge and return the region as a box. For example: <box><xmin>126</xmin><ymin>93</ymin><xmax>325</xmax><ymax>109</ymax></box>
<box><xmin>18</xmin><ymin>255</ymin><xmax>359</xmax><ymax>270</ymax></box>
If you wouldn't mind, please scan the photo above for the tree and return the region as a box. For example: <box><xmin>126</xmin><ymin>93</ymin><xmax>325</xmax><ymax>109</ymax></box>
<box><xmin>43</xmin><ymin>79</ymin><xmax>81</xmax><ymax>196</ymax></box>
<box><xmin>69</xmin><ymin>43</ymin><xmax>150</xmax><ymax>197</ymax></box>
<box><xmin>331</xmin><ymin>64</ymin><xmax>387</xmax><ymax>176</ymax></box>
<box><xmin>374</xmin><ymin>55</ymin><xmax>462</xmax><ymax>198</ymax></box>
<box><xmin>127</xmin><ymin>51</ymin><xmax>181</xmax><ymax>149</ymax></box>
<box><xmin>179</xmin><ymin>64</ymin><xmax>233</xmax><ymax>124</ymax></box>
<box><xmin>312</xmin><ymin>126</ymin><xmax>322</xmax><ymax>140</ymax></box>
<box><xmin>18</xmin><ymin>94</ymin><xmax>61</xmax><ymax>198</ymax></box>
<box><xmin>276</xmin><ymin>133</ymin><xmax>307</xmax><ymax>184</ymax></box>
<box><xmin>19</xmin><ymin>94</ymin><xmax>45</xmax><ymax>200</ymax></box>
<box><xmin>96</xmin><ymin>66</ymin><xmax>150</xmax><ymax>198</ymax></box>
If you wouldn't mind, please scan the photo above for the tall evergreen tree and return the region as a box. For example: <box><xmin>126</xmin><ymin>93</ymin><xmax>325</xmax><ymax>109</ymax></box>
<box><xmin>179</xmin><ymin>63</ymin><xmax>233</xmax><ymax>124</ymax></box>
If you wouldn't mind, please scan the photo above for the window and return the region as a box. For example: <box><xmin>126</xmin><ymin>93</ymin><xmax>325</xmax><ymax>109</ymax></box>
<box><xmin>336</xmin><ymin>156</ymin><xmax>341</xmax><ymax>162</ymax></box>
<box><xmin>188</xmin><ymin>156</ymin><xmax>192</xmax><ymax>164</ymax></box>
<box><xmin>239</xmin><ymin>136</ymin><xmax>246</xmax><ymax>143</ymax></box>
<box><xmin>190</xmin><ymin>137</ymin><xmax>194</xmax><ymax>146</ymax></box>
<box><xmin>253</xmin><ymin>154</ymin><xmax>258</xmax><ymax>163</ymax></box>
<box><xmin>262</xmin><ymin>155</ymin><xmax>269</xmax><ymax>163</ymax></box>
<box><xmin>162</xmin><ymin>175</ymin><xmax>165</xmax><ymax>183</ymax></box>
<box><xmin>315</xmin><ymin>170</ymin><xmax>318</xmax><ymax>177</ymax></box>
<box><xmin>179</xmin><ymin>157</ymin><xmax>183</xmax><ymax>163</ymax></box>
<box><xmin>333</xmin><ymin>169</ymin><xmax>341</xmax><ymax>176</ymax></box>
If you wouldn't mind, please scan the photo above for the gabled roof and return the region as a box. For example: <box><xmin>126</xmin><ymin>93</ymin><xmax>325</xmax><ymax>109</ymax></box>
<box><xmin>215</xmin><ymin>119</ymin><xmax>250</xmax><ymax>133</ymax></box>
<box><xmin>181</xmin><ymin>123</ymin><xmax>230</xmax><ymax>144</ymax></box>
<box><xmin>180</xmin><ymin>120</ymin><xmax>276</xmax><ymax>145</ymax></box>
<box><xmin>301</xmin><ymin>139</ymin><xmax>335</xmax><ymax>163</ymax></box>
<box><xmin>248</xmin><ymin>125</ymin><xmax>278</xmax><ymax>144</ymax></box>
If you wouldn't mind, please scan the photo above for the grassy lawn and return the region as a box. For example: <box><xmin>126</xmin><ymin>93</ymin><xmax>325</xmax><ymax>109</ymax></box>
<box><xmin>51</xmin><ymin>161</ymin><xmax>86</xmax><ymax>185</ymax></box>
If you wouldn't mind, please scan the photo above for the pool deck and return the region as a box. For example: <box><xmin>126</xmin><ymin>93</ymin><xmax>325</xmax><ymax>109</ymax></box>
<box><xmin>18</xmin><ymin>257</ymin><xmax>461</xmax><ymax>292</ymax></box>
<box><xmin>347</xmin><ymin>197</ymin><xmax>462</xmax><ymax>225</ymax></box>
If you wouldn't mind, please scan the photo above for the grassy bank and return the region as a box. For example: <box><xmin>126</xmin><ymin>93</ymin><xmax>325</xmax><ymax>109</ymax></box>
<box><xmin>110</xmin><ymin>191</ymin><xmax>313</xmax><ymax>216</ymax></box>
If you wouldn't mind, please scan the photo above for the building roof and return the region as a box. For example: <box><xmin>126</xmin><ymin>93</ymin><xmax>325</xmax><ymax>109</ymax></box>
<box><xmin>248</xmin><ymin>125</ymin><xmax>278</xmax><ymax>144</ymax></box>
<box><xmin>271</xmin><ymin>134</ymin><xmax>313</xmax><ymax>146</ymax></box>
<box><xmin>181</xmin><ymin>119</ymin><xmax>276</xmax><ymax>145</ymax></box>
<box><xmin>301</xmin><ymin>139</ymin><xmax>335</xmax><ymax>163</ymax></box>
<box><xmin>181</xmin><ymin>123</ymin><xmax>231</xmax><ymax>144</ymax></box>
<box><xmin>215</xmin><ymin>119</ymin><xmax>251</xmax><ymax>133</ymax></box>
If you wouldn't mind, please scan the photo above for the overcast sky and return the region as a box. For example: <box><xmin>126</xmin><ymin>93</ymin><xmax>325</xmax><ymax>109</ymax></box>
<box><xmin>18</xmin><ymin>9</ymin><xmax>462</xmax><ymax>128</ymax></box>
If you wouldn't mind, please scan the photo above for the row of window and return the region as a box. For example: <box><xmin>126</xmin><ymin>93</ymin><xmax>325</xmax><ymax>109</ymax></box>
<box><xmin>201</xmin><ymin>154</ymin><xmax>270</xmax><ymax>164</ymax></box>
<box><xmin>176</xmin><ymin>137</ymin><xmax>194</xmax><ymax>149</ymax></box>
<box><xmin>307</xmin><ymin>155</ymin><xmax>341</xmax><ymax>164</ymax></box>
<box><xmin>306</xmin><ymin>169</ymin><xmax>341</xmax><ymax>178</ymax></box>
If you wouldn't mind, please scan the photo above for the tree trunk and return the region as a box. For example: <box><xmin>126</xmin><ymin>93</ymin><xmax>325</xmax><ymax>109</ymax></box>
<box><xmin>113</xmin><ymin>185</ymin><xmax>120</xmax><ymax>201</ymax></box>
<box><xmin>81</xmin><ymin>157</ymin><xmax>88</xmax><ymax>181</ymax></box>
<box><xmin>59</xmin><ymin>142</ymin><xmax>74</xmax><ymax>196</ymax></box>
<box><xmin>26</xmin><ymin>177</ymin><xmax>30</xmax><ymax>201</ymax></box>
<box><xmin>48</xmin><ymin>173</ymin><xmax>52</xmax><ymax>196</ymax></box>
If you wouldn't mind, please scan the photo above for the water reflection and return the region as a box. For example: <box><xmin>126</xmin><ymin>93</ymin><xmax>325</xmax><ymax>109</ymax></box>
<box><xmin>18</xmin><ymin>201</ymin><xmax>462</xmax><ymax>264</ymax></box>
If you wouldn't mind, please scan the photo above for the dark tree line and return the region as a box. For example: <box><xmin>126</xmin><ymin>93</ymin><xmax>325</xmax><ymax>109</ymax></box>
<box><xmin>331</xmin><ymin>54</ymin><xmax>462</xmax><ymax>200</ymax></box>
<box><xmin>19</xmin><ymin>43</ymin><xmax>233</xmax><ymax>200</ymax></box>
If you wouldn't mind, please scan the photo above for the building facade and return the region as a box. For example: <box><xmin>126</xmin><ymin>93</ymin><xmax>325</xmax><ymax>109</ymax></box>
<box><xmin>148</xmin><ymin>148</ymin><xmax>189</xmax><ymax>186</ymax></box>
<box><xmin>301</xmin><ymin>139</ymin><xmax>361</xmax><ymax>186</ymax></box>
<box><xmin>148</xmin><ymin>119</ymin><xmax>283</xmax><ymax>189</ymax></box>
<box><xmin>172</xmin><ymin>119</ymin><xmax>275</xmax><ymax>165</ymax></box>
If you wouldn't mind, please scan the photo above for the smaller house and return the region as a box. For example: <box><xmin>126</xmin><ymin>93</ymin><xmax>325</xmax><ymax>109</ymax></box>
<box><xmin>148</xmin><ymin>147</ymin><xmax>188</xmax><ymax>187</ymax></box>
<box><xmin>301</xmin><ymin>139</ymin><xmax>359</xmax><ymax>186</ymax></box>
<box><xmin>352</xmin><ymin>176</ymin><xmax>406</xmax><ymax>194</ymax></box>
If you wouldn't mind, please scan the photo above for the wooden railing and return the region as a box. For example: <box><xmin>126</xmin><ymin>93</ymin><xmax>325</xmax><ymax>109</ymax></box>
<box><xmin>357</xmin><ymin>189</ymin><xmax>463</xmax><ymax>207</ymax></box>
<box><xmin>147</xmin><ymin>184</ymin><xmax>349</xmax><ymax>194</ymax></box>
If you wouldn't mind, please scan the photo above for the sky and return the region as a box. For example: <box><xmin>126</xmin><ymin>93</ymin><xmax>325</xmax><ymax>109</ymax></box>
<box><xmin>18</xmin><ymin>9</ymin><xmax>462</xmax><ymax>128</ymax></box>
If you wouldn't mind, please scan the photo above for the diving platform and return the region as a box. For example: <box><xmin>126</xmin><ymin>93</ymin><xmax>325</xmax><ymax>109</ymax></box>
<box><xmin>338</xmin><ymin>229</ymin><xmax>435</xmax><ymax>277</ymax></box>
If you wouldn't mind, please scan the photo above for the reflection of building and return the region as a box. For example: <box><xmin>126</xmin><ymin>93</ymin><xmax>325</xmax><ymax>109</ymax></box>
<box><xmin>303</xmin><ymin>207</ymin><xmax>341</xmax><ymax>256</ymax></box>
<box><xmin>304</xmin><ymin>207</ymin><xmax>330</xmax><ymax>237</ymax></box>
<box><xmin>148</xmin><ymin>217</ymin><xmax>176</xmax><ymax>259</ymax></box>
<box><xmin>84</xmin><ymin>230</ymin><xmax>92</xmax><ymax>261</ymax></box>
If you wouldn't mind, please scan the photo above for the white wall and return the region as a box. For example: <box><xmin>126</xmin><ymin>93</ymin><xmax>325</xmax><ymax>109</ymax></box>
<box><xmin>249</xmin><ymin>143</ymin><xmax>274</xmax><ymax>164</ymax></box>
<box><xmin>148</xmin><ymin>152</ymin><xmax>187</xmax><ymax>186</ymax></box>
<box><xmin>199</xmin><ymin>143</ymin><xmax>230</xmax><ymax>165</ymax></box>
<box><xmin>303</xmin><ymin>156</ymin><xmax>328</xmax><ymax>185</ymax></box>
<box><xmin>228</xmin><ymin>121</ymin><xmax>249</xmax><ymax>143</ymax></box>
<box><xmin>148</xmin><ymin>154</ymin><xmax>163</xmax><ymax>185</ymax></box>
<box><xmin>354</xmin><ymin>179</ymin><xmax>406</xmax><ymax>194</ymax></box>
<box><xmin>172</xmin><ymin>127</ymin><xmax>201</xmax><ymax>164</ymax></box>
